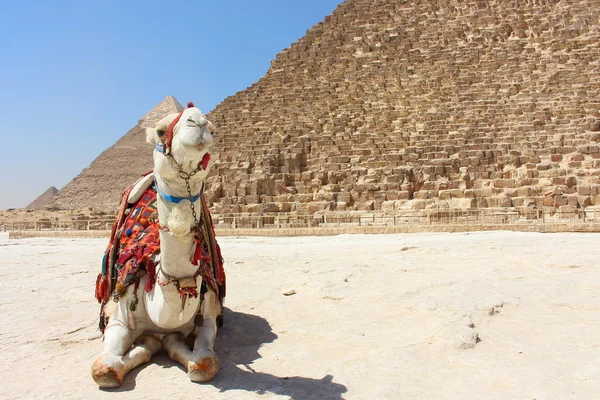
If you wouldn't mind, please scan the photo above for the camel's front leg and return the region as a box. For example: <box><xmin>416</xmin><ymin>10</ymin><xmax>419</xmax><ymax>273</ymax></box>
<box><xmin>163</xmin><ymin>293</ymin><xmax>220</xmax><ymax>383</ymax></box>
<box><xmin>163</xmin><ymin>316</ymin><xmax>219</xmax><ymax>383</ymax></box>
<box><xmin>91</xmin><ymin>322</ymin><xmax>162</xmax><ymax>388</ymax></box>
<box><xmin>188</xmin><ymin>315</ymin><xmax>219</xmax><ymax>382</ymax></box>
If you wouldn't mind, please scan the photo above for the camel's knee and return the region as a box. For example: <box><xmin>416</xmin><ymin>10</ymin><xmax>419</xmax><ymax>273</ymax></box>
<box><xmin>188</xmin><ymin>349</ymin><xmax>219</xmax><ymax>383</ymax></box>
<box><xmin>162</xmin><ymin>332</ymin><xmax>186</xmax><ymax>358</ymax></box>
<box><xmin>91</xmin><ymin>354</ymin><xmax>125</xmax><ymax>388</ymax></box>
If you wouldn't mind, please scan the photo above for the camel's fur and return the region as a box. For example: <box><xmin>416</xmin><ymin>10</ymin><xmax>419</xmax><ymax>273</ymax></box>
<box><xmin>91</xmin><ymin>106</ymin><xmax>222</xmax><ymax>387</ymax></box>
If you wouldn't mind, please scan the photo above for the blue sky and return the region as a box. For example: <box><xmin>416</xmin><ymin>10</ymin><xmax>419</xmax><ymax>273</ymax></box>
<box><xmin>0</xmin><ymin>0</ymin><xmax>342</xmax><ymax>210</ymax></box>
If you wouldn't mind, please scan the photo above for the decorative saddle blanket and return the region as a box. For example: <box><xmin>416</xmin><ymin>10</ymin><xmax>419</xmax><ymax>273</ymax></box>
<box><xmin>94</xmin><ymin>172</ymin><xmax>225</xmax><ymax>332</ymax></box>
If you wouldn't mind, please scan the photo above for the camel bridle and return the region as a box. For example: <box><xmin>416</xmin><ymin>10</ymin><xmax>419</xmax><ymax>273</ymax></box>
<box><xmin>152</xmin><ymin>102</ymin><xmax>214</xmax><ymax>305</ymax></box>
<box><xmin>153</xmin><ymin>101</ymin><xmax>211</xmax><ymax>237</ymax></box>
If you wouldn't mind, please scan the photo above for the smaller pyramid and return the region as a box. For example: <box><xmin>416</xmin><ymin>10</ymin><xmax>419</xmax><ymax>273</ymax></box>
<box><xmin>26</xmin><ymin>186</ymin><xmax>59</xmax><ymax>209</ymax></box>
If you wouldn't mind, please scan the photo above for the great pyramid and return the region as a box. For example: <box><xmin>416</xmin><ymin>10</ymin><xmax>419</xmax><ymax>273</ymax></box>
<box><xmin>48</xmin><ymin>96</ymin><xmax>183</xmax><ymax>211</ymax></box>
<box><xmin>202</xmin><ymin>0</ymin><xmax>600</xmax><ymax>214</ymax></box>
<box><xmin>53</xmin><ymin>0</ymin><xmax>600</xmax><ymax>214</ymax></box>
<box><xmin>26</xmin><ymin>186</ymin><xmax>58</xmax><ymax>209</ymax></box>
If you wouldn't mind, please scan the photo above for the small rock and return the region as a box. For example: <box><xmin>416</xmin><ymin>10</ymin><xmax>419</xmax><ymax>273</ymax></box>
<box><xmin>282</xmin><ymin>289</ymin><xmax>296</xmax><ymax>296</ymax></box>
<box><xmin>462</xmin><ymin>316</ymin><xmax>475</xmax><ymax>328</ymax></box>
<box><xmin>449</xmin><ymin>326</ymin><xmax>480</xmax><ymax>349</ymax></box>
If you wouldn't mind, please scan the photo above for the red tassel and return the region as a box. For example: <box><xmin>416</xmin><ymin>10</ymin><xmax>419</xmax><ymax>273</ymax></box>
<box><xmin>201</xmin><ymin>152</ymin><xmax>211</xmax><ymax>170</ymax></box>
<box><xmin>145</xmin><ymin>262</ymin><xmax>156</xmax><ymax>292</ymax></box>
<box><xmin>95</xmin><ymin>274</ymin><xmax>109</xmax><ymax>303</ymax></box>
<box><xmin>191</xmin><ymin>237</ymin><xmax>203</xmax><ymax>266</ymax></box>
<box><xmin>187</xmin><ymin>102</ymin><xmax>195</xmax><ymax>108</ymax></box>
<box><xmin>95</xmin><ymin>273</ymin><xmax>103</xmax><ymax>302</ymax></box>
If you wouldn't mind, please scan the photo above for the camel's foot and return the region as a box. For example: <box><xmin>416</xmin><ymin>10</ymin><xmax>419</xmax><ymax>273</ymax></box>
<box><xmin>91</xmin><ymin>354</ymin><xmax>125</xmax><ymax>388</ymax></box>
<box><xmin>188</xmin><ymin>349</ymin><xmax>220</xmax><ymax>383</ymax></box>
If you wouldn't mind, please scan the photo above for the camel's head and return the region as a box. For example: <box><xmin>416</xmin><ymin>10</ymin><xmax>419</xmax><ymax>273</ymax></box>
<box><xmin>146</xmin><ymin>102</ymin><xmax>215</xmax><ymax>177</ymax></box>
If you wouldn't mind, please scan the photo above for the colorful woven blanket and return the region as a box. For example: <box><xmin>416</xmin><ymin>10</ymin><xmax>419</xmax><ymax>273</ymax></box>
<box><xmin>95</xmin><ymin>173</ymin><xmax>225</xmax><ymax>332</ymax></box>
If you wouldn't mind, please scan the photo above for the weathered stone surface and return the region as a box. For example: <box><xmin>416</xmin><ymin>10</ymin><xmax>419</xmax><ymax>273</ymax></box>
<box><xmin>45</xmin><ymin>1</ymin><xmax>600</xmax><ymax>215</ymax></box>
<box><xmin>202</xmin><ymin>0</ymin><xmax>600</xmax><ymax>215</ymax></box>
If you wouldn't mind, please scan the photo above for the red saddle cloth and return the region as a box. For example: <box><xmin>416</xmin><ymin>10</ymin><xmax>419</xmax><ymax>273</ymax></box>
<box><xmin>94</xmin><ymin>176</ymin><xmax>225</xmax><ymax>331</ymax></box>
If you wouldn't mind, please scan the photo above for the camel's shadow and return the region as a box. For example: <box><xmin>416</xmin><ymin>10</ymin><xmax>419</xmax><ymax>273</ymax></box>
<box><xmin>116</xmin><ymin>308</ymin><xmax>347</xmax><ymax>399</ymax></box>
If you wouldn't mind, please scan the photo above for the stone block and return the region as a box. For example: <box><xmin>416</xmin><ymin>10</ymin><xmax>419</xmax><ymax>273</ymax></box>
<box><xmin>500</xmin><ymin>197</ymin><xmax>513</xmax><ymax>207</ymax></box>
<box><xmin>578</xmin><ymin>185</ymin><xmax>591</xmax><ymax>196</ymax></box>
<box><xmin>517</xmin><ymin>187</ymin><xmax>530</xmax><ymax>197</ymax></box>
<box><xmin>474</xmin><ymin>187</ymin><xmax>492</xmax><ymax>197</ymax></box>
<box><xmin>244</xmin><ymin>195</ymin><xmax>260</xmax><ymax>204</ymax></box>
<box><xmin>381</xmin><ymin>200</ymin><xmax>396</xmax><ymax>211</ymax></box>
<box><xmin>577</xmin><ymin>196</ymin><xmax>592</xmax><ymax>208</ymax></box>
<box><xmin>494</xmin><ymin>179</ymin><xmax>515</xmax><ymax>188</ymax></box>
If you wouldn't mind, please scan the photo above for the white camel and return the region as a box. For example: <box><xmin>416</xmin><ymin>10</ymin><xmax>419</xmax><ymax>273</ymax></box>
<box><xmin>91</xmin><ymin>103</ymin><xmax>223</xmax><ymax>387</ymax></box>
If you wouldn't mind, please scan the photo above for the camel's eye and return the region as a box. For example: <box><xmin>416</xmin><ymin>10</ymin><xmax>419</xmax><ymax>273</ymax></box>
<box><xmin>156</xmin><ymin>130</ymin><xmax>165</xmax><ymax>137</ymax></box>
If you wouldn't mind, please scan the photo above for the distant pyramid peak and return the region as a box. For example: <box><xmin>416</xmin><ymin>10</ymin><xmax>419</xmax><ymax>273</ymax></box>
<box><xmin>26</xmin><ymin>186</ymin><xmax>59</xmax><ymax>209</ymax></box>
<box><xmin>139</xmin><ymin>96</ymin><xmax>184</xmax><ymax>128</ymax></box>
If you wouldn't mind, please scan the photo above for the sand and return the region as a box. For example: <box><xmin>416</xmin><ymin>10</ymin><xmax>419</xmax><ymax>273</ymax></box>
<box><xmin>0</xmin><ymin>231</ymin><xmax>598</xmax><ymax>399</ymax></box>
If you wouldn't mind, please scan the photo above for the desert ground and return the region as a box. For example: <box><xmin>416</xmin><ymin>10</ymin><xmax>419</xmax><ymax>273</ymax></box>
<box><xmin>0</xmin><ymin>231</ymin><xmax>598</xmax><ymax>399</ymax></box>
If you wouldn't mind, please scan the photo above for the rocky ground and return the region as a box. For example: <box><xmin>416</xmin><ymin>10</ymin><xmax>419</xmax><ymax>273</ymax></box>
<box><xmin>0</xmin><ymin>231</ymin><xmax>598</xmax><ymax>399</ymax></box>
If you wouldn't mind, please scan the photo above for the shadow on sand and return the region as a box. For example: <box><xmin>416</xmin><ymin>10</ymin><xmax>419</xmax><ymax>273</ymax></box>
<box><xmin>105</xmin><ymin>308</ymin><xmax>347</xmax><ymax>399</ymax></box>
<box><xmin>211</xmin><ymin>308</ymin><xmax>347</xmax><ymax>399</ymax></box>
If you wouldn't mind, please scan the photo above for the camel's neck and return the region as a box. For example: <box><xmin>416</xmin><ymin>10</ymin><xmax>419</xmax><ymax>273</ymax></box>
<box><xmin>155</xmin><ymin>171</ymin><xmax>205</xmax><ymax>279</ymax></box>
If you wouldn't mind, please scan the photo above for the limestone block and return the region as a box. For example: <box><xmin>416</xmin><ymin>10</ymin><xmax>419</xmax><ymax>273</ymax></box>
<box><xmin>450</xmin><ymin>189</ymin><xmax>465</xmax><ymax>198</ymax></box>
<box><xmin>244</xmin><ymin>195</ymin><xmax>260</xmax><ymax>204</ymax></box>
<box><xmin>336</xmin><ymin>192</ymin><xmax>352</xmax><ymax>204</ymax></box>
<box><xmin>413</xmin><ymin>190</ymin><xmax>429</xmax><ymax>199</ymax></box>
<box><xmin>566</xmin><ymin>176</ymin><xmax>578</xmax><ymax>188</ymax></box>
<box><xmin>246</xmin><ymin>204</ymin><xmax>261</xmax><ymax>213</ymax></box>
<box><xmin>329</xmin><ymin>201</ymin><xmax>344</xmax><ymax>211</ymax></box>
<box><xmin>500</xmin><ymin>197</ymin><xmax>513</xmax><ymax>207</ymax></box>
<box><xmin>517</xmin><ymin>187</ymin><xmax>530</xmax><ymax>197</ymax></box>
<box><xmin>410</xmin><ymin>200</ymin><xmax>427</xmax><ymax>210</ymax></box>
<box><xmin>298</xmin><ymin>194</ymin><xmax>313</xmax><ymax>203</ymax></box>
<box><xmin>448</xmin><ymin>198</ymin><xmax>475</xmax><ymax>209</ymax></box>
<box><xmin>537</xmin><ymin>163</ymin><xmax>551</xmax><ymax>171</ymax></box>
<box><xmin>381</xmin><ymin>200</ymin><xmax>396</xmax><ymax>211</ymax></box>
<box><xmin>438</xmin><ymin>190</ymin><xmax>451</xmax><ymax>200</ymax></box>
<box><xmin>578</xmin><ymin>185</ymin><xmax>591</xmax><ymax>196</ymax></box>
<box><xmin>355</xmin><ymin>200</ymin><xmax>374</xmax><ymax>211</ymax></box>
<box><xmin>577</xmin><ymin>196</ymin><xmax>592</xmax><ymax>208</ymax></box>
<box><xmin>260</xmin><ymin>203</ymin><xmax>280</xmax><ymax>213</ymax></box>
<box><xmin>494</xmin><ymin>179</ymin><xmax>516</xmax><ymax>188</ymax></box>
<box><xmin>474</xmin><ymin>187</ymin><xmax>492</xmax><ymax>197</ymax></box>
<box><xmin>314</xmin><ymin>192</ymin><xmax>335</xmax><ymax>202</ymax></box>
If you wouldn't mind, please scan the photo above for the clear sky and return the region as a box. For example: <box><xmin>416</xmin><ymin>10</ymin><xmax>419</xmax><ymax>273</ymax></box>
<box><xmin>0</xmin><ymin>0</ymin><xmax>343</xmax><ymax>210</ymax></box>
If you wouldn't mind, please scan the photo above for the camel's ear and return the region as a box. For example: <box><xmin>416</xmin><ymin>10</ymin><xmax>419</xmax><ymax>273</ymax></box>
<box><xmin>207</xmin><ymin>120</ymin><xmax>217</xmax><ymax>134</ymax></box>
<box><xmin>146</xmin><ymin>113</ymin><xmax>179</xmax><ymax>145</ymax></box>
<box><xmin>145</xmin><ymin>127</ymin><xmax>162</xmax><ymax>145</ymax></box>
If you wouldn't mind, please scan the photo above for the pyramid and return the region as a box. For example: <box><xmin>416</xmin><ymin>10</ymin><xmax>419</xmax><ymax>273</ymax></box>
<box><xmin>201</xmin><ymin>0</ymin><xmax>600</xmax><ymax>214</ymax></box>
<box><xmin>48</xmin><ymin>96</ymin><xmax>183</xmax><ymax>211</ymax></box>
<box><xmin>54</xmin><ymin>0</ymin><xmax>600</xmax><ymax>214</ymax></box>
<box><xmin>26</xmin><ymin>186</ymin><xmax>59</xmax><ymax>209</ymax></box>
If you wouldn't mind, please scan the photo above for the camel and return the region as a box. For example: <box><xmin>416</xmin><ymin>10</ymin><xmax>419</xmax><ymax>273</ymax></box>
<box><xmin>91</xmin><ymin>102</ymin><xmax>225</xmax><ymax>388</ymax></box>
